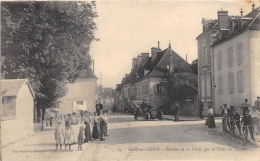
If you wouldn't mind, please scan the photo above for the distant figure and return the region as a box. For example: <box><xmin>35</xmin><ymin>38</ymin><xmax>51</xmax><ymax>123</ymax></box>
<box><xmin>199</xmin><ymin>102</ymin><xmax>204</xmax><ymax>119</ymax></box>
<box><xmin>173</xmin><ymin>102</ymin><xmax>180</xmax><ymax>122</ymax></box>
<box><xmin>206</xmin><ymin>105</ymin><xmax>216</xmax><ymax>128</ymax></box>
<box><xmin>95</xmin><ymin>101</ymin><xmax>104</xmax><ymax>116</ymax></box>
<box><xmin>230</xmin><ymin>108</ymin><xmax>241</xmax><ymax>135</ymax></box>
<box><xmin>221</xmin><ymin>104</ymin><xmax>231</xmax><ymax>130</ymax></box>
<box><xmin>112</xmin><ymin>105</ymin><xmax>117</xmax><ymax>114</ymax></box>
<box><xmin>254</xmin><ymin>96</ymin><xmax>260</xmax><ymax>111</ymax></box>
<box><xmin>241</xmin><ymin>110</ymin><xmax>255</xmax><ymax>141</ymax></box>
<box><xmin>241</xmin><ymin>99</ymin><xmax>250</xmax><ymax>117</ymax></box>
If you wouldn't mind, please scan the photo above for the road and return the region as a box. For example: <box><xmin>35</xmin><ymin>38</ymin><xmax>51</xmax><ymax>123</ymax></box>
<box><xmin>77</xmin><ymin>114</ymin><xmax>260</xmax><ymax>161</ymax></box>
<box><xmin>2</xmin><ymin>114</ymin><xmax>259</xmax><ymax>161</ymax></box>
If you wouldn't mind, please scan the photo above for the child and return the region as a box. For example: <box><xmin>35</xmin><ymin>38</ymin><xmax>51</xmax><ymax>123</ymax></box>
<box><xmin>104</xmin><ymin>110</ymin><xmax>109</xmax><ymax>137</ymax></box>
<box><xmin>54</xmin><ymin>121</ymin><xmax>64</xmax><ymax>152</ymax></box>
<box><xmin>78</xmin><ymin>124</ymin><xmax>85</xmax><ymax>151</ymax></box>
<box><xmin>64</xmin><ymin>126</ymin><xmax>73</xmax><ymax>151</ymax></box>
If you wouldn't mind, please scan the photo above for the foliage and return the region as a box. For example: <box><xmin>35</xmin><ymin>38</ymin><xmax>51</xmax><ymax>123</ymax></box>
<box><xmin>164</xmin><ymin>66</ymin><xmax>198</xmax><ymax>104</ymax></box>
<box><xmin>1</xmin><ymin>2</ymin><xmax>98</xmax><ymax>111</ymax></box>
<box><xmin>191</xmin><ymin>58</ymin><xmax>198</xmax><ymax>76</ymax></box>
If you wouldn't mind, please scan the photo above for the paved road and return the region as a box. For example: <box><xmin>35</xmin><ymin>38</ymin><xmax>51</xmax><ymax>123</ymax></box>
<box><xmin>77</xmin><ymin>114</ymin><xmax>260</xmax><ymax>161</ymax></box>
<box><xmin>2</xmin><ymin>114</ymin><xmax>259</xmax><ymax>161</ymax></box>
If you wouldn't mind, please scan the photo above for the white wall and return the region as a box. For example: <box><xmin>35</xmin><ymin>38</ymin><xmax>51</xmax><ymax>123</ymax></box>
<box><xmin>2</xmin><ymin>83</ymin><xmax>34</xmax><ymax>146</ymax></box>
<box><xmin>59</xmin><ymin>77</ymin><xmax>97</xmax><ymax>115</ymax></box>
<box><xmin>213</xmin><ymin>30</ymin><xmax>255</xmax><ymax>114</ymax></box>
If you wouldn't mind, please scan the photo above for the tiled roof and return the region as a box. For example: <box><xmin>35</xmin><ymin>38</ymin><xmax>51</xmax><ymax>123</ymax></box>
<box><xmin>1</xmin><ymin>79</ymin><xmax>29</xmax><ymax>96</ymax></box>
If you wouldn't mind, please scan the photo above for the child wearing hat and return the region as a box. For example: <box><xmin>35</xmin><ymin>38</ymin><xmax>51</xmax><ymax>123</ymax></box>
<box><xmin>54</xmin><ymin>120</ymin><xmax>64</xmax><ymax>151</ymax></box>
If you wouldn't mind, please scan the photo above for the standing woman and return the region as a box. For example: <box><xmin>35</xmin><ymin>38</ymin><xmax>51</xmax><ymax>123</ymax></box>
<box><xmin>71</xmin><ymin>112</ymin><xmax>79</xmax><ymax>144</ymax></box>
<box><xmin>92</xmin><ymin>112</ymin><xmax>100</xmax><ymax>140</ymax></box>
<box><xmin>207</xmin><ymin>105</ymin><xmax>216</xmax><ymax>128</ymax></box>
<box><xmin>83</xmin><ymin>111</ymin><xmax>92</xmax><ymax>143</ymax></box>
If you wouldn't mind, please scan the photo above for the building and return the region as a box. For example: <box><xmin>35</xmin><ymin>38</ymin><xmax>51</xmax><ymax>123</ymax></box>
<box><xmin>1</xmin><ymin>79</ymin><xmax>35</xmax><ymax>146</ymax></box>
<box><xmin>212</xmin><ymin>6</ymin><xmax>260</xmax><ymax>114</ymax></box>
<box><xmin>57</xmin><ymin>69</ymin><xmax>98</xmax><ymax>115</ymax></box>
<box><xmin>121</xmin><ymin>42</ymin><xmax>191</xmax><ymax>109</ymax></box>
<box><xmin>196</xmin><ymin>16</ymin><xmax>221</xmax><ymax>116</ymax></box>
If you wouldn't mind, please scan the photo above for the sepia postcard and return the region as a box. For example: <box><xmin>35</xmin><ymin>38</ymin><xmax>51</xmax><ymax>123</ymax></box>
<box><xmin>1</xmin><ymin>0</ymin><xmax>260</xmax><ymax>161</ymax></box>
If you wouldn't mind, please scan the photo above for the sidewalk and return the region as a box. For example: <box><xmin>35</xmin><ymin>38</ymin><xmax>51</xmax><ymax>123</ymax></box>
<box><xmin>163</xmin><ymin>114</ymin><xmax>260</xmax><ymax>147</ymax></box>
<box><xmin>2</xmin><ymin>123</ymin><xmax>92</xmax><ymax>161</ymax></box>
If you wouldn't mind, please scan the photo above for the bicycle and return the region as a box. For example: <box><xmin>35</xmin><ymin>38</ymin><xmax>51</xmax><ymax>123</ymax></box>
<box><xmin>230</xmin><ymin>119</ymin><xmax>239</xmax><ymax>140</ymax></box>
<box><xmin>241</xmin><ymin>124</ymin><xmax>255</xmax><ymax>146</ymax></box>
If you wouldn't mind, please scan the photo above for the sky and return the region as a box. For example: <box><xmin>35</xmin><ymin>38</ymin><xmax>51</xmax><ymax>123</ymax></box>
<box><xmin>89</xmin><ymin>0</ymin><xmax>260</xmax><ymax>89</ymax></box>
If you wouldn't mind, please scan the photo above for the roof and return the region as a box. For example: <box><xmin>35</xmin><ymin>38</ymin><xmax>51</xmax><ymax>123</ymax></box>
<box><xmin>1</xmin><ymin>79</ymin><xmax>35</xmax><ymax>97</ymax></box>
<box><xmin>212</xmin><ymin>7</ymin><xmax>260</xmax><ymax>46</ymax></box>
<box><xmin>136</xmin><ymin>48</ymin><xmax>191</xmax><ymax>82</ymax></box>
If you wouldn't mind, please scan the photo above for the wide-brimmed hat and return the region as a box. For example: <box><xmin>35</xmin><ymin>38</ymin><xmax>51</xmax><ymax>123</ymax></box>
<box><xmin>72</xmin><ymin>112</ymin><xmax>76</xmax><ymax>115</ymax></box>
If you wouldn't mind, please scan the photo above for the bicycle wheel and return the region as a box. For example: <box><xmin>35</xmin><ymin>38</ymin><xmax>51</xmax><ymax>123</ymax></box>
<box><xmin>243</xmin><ymin>128</ymin><xmax>248</xmax><ymax>146</ymax></box>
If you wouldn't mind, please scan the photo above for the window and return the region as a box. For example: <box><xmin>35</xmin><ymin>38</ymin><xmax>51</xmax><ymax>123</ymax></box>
<box><xmin>156</xmin><ymin>84</ymin><xmax>163</xmax><ymax>94</ymax></box>
<box><xmin>228</xmin><ymin>72</ymin><xmax>234</xmax><ymax>93</ymax></box>
<box><xmin>77</xmin><ymin>101</ymin><xmax>83</xmax><ymax>105</ymax></box>
<box><xmin>237</xmin><ymin>43</ymin><xmax>243</xmax><ymax>65</ymax></box>
<box><xmin>227</xmin><ymin>47</ymin><xmax>233</xmax><ymax>67</ymax></box>
<box><xmin>2</xmin><ymin>96</ymin><xmax>16</xmax><ymax>120</ymax></box>
<box><xmin>217</xmin><ymin>51</ymin><xmax>222</xmax><ymax>70</ymax></box>
<box><xmin>218</xmin><ymin>75</ymin><xmax>223</xmax><ymax>94</ymax></box>
<box><xmin>237</xmin><ymin>71</ymin><xmax>244</xmax><ymax>92</ymax></box>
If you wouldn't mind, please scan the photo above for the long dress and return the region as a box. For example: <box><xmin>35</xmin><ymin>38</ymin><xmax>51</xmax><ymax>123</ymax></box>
<box><xmin>83</xmin><ymin>115</ymin><xmax>92</xmax><ymax>142</ymax></box>
<box><xmin>207</xmin><ymin>108</ymin><xmax>216</xmax><ymax>128</ymax></box>
<box><xmin>92</xmin><ymin>116</ymin><xmax>100</xmax><ymax>139</ymax></box>
<box><xmin>54</xmin><ymin>125</ymin><xmax>64</xmax><ymax>144</ymax></box>
<box><xmin>71</xmin><ymin>116</ymin><xmax>79</xmax><ymax>144</ymax></box>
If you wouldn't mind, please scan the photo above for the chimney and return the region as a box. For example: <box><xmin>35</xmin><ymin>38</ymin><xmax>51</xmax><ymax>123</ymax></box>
<box><xmin>157</xmin><ymin>41</ymin><xmax>162</xmax><ymax>52</ymax></box>
<box><xmin>141</xmin><ymin>53</ymin><xmax>149</xmax><ymax>64</ymax></box>
<box><xmin>151</xmin><ymin>47</ymin><xmax>157</xmax><ymax>63</ymax></box>
<box><xmin>137</xmin><ymin>55</ymin><xmax>142</xmax><ymax>69</ymax></box>
<box><xmin>169</xmin><ymin>41</ymin><xmax>174</xmax><ymax>73</ymax></box>
<box><xmin>252</xmin><ymin>2</ymin><xmax>255</xmax><ymax>11</ymax></box>
<box><xmin>132</xmin><ymin>58</ymin><xmax>137</xmax><ymax>72</ymax></box>
<box><xmin>217</xmin><ymin>9</ymin><xmax>229</xmax><ymax>29</ymax></box>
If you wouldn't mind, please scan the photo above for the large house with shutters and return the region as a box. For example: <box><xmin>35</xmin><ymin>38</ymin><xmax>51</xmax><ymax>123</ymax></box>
<box><xmin>212</xmin><ymin>7</ymin><xmax>260</xmax><ymax>114</ymax></box>
<box><xmin>120</xmin><ymin>42</ymin><xmax>191</xmax><ymax>109</ymax></box>
<box><xmin>197</xmin><ymin>5</ymin><xmax>260</xmax><ymax>115</ymax></box>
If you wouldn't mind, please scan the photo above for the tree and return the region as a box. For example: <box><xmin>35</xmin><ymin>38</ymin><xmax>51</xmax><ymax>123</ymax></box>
<box><xmin>191</xmin><ymin>59</ymin><xmax>198</xmax><ymax>76</ymax></box>
<box><xmin>1</xmin><ymin>2</ymin><xmax>98</xmax><ymax>121</ymax></box>
<box><xmin>165</xmin><ymin>72</ymin><xmax>198</xmax><ymax>104</ymax></box>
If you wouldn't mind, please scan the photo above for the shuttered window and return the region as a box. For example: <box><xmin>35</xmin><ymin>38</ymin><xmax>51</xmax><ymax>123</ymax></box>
<box><xmin>237</xmin><ymin>43</ymin><xmax>243</xmax><ymax>65</ymax></box>
<box><xmin>237</xmin><ymin>71</ymin><xmax>244</xmax><ymax>92</ymax></box>
<box><xmin>227</xmin><ymin>47</ymin><xmax>233</xmax><ymax>67</ymax></box>
<box><xmin>228</xmin><ymin>72</ymin><xmax>234</xmax><ymax>93</ymax></box>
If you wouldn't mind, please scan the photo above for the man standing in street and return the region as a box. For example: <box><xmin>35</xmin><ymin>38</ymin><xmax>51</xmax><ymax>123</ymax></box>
<box><xmin>221</xmin><ymin>104</ymin><xmax>231</xmax><ymax>130</ymax></box>
<box><xmin>95</xmin><ymin>101</ymin><xmax>104</xmax><ymax>116</ymax></box>
<box><xmin>173</xmin><ymin>102</ymin><xmax>180</xmax><ymax>122</ymax></box>
<box><xmin>254</xmin><ymin>96</ymin><xmax>260</xmax><ymax>111</ymax></box>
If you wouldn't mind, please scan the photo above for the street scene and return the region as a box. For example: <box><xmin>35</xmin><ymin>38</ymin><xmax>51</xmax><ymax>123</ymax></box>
<box><xmin>1</xmin><ymin>1</ymin><xmax>260</xmax><ymax>161</ymax></box>
<box><xmin>2</xmin><ymin>114</ymin><xmax>260</xmax><ymax>161</ymax></box>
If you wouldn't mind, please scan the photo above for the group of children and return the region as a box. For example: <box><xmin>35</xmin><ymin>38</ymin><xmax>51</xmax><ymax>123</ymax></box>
<box><xmin>54</xmin><ymin>110</ymin><xmax>109</xmax><ymax>152</ymax></box>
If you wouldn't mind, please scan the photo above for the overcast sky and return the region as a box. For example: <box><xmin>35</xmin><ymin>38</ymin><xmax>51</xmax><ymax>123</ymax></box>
<box><xmin>89</xmin><ymin>0</ymin><xmax>259</xmax><ymax>88</ymax></box>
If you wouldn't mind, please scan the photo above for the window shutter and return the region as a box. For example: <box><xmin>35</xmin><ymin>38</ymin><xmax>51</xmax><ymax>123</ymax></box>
<box><xmin>231</xmin><ymin>47</ymin><xmax>233</xmax><ymax>67</ymax></box>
